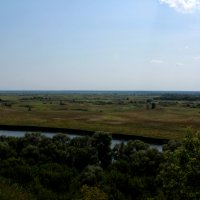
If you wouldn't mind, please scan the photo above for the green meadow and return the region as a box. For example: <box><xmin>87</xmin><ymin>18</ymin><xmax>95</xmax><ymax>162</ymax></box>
<box><xmin>0</xmin><ymin>92</ymin><xmax>200</xmax><ymax>140</ymax></box>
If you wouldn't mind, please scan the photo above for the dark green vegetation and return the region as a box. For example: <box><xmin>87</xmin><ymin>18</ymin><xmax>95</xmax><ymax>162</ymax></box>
<box><xmin>1</xmin><ymin>91</ymin><xmax>200</xmax><ymax>140</ymax></box>
<box><xmin>0</xmin><ymin>131</ymin><xmax>199</xmax><ymax>200</ymax></box>
<box><xmin>0</xmin><ymin>178</ymin><xmax>36</xmax><ymax>200</ymax></box>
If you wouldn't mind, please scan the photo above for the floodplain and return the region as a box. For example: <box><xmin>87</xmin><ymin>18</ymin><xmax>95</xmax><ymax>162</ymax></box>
<box><xmin>0</xmin><ymin>91</ymin><xmax>200</xmax><ymax>140</ymax></box>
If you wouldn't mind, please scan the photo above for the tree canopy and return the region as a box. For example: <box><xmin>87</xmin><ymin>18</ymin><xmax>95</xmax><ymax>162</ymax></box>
<box><xmin>0</xmin><ymin>131</ymin><xmax>199</xmax><ymax>199</ymax></box>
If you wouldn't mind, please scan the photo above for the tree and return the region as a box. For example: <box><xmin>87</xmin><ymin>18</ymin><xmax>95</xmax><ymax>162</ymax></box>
<box><xmin>151</xmin><ymin>102</ymin><xmax>156</xmax><ymax>109</ymax></box>
<box><xmin>158</xmin><ymin>131</ymin><xmax>200</xmax><ymax>199</ymax></box>
<box><xmin>52</xmin><ymin>133</ymin><xmax>70</xmax><ymax>148</ymax></box>
<box><xmin>0</xmin><ymin>141</ymin><xmax>14</xmax><ymax>159</ymax></box>
<box><xmin>80</xmin><ymin>185</ymin><xmax>108</xmax><ymax>200</ymax></box>
<box><xmin>20</xmin><ymin>144</ymin><xmax>40</xmax><ymax>165</ymax></box>
<box><xmin>80</xmin><ymin>165</ymin><xmax>103</xmax><ymax>186</ymax></box>
<box><xmin>163</xmin><ymin>140</ymin><xmax>181</xmax><ymax>152</ymax></box>
<box><xmin>91</xmin><ymin>132</ymin><xmax>112</xmax><ymax>169</ymax></box>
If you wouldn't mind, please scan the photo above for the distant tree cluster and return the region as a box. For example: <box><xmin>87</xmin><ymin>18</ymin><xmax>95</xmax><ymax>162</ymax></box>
<box><xmin>0</xmin><ymin>131</ymin><xmax>199</xmax><ymax>199</ymax></box>
<box><xmin>156</xmin><ymin>94</ymin><xmax>200</xmax><ymax>101</ymax></box>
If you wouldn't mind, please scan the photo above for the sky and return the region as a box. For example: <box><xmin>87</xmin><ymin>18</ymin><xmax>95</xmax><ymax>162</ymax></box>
<box><xmin>1</xmin><ymin>0</ymin><xmax>200</xmax><ymax>91</ymax></box>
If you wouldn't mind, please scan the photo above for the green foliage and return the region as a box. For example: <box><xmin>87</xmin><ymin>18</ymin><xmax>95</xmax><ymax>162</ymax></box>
<box><xmin>162</xmin><ymin>140</ymin><xmax>181</xmax><ymax>152</ymax></box>
<box><xmin>0</xmin><ymin>132</ymin><xmax>199</xmax><ymax>199</ymax></box>
<box><xmin>91</xmin><ymin>132</ymin><xmax>112</xmax><ymax>169</ymax></box>
<box><xmin>151</xmin><ymin>102</ymin><xmax>156</xmax><ymax>109</ymax></box>
<box><xmin>80</xmin><ymin>165</ymin><xmax>103</xmax><ymax>186</ymax></box>
<box><xmin>0</xmin><ymin>178</ymin><xmax>35</xmax><ymax>200</ymax></box>
<box><xmin>38</xmin><ymin>163</ymin><xmax>74</xmax><ymax>192</ymax></box>
<box><xmin>52</xmin><ymin>133</ymin><xmax>70</xmax><ymax>147</ymax></box>
<box><xmin>0</xmin><ymin>141</ymin><xmax>14</xmax><ymax>159</ymax></box>
<box><xmin>80</xmin><ymin>185</ymin><xmax>108</xmax><ymax>200</ymax></box>
<box><xmin>158</xmin><ymin>131</ymin><xmax>200</xmax><ymax>199</ymax></box>
<box><xmin>108</xmin><ymin>140</ymin><xmax>163</xmax><ymax>200</ymax></box>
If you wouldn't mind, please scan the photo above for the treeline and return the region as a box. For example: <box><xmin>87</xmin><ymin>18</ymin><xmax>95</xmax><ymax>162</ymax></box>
<box><xmin>155</xmin><ymin>94</ymin><xmax>200</xmax><ymax>101</ymax></box>
<box><xmin>0</xmin><ymin>131</ymin><xmax>199</xmax><ymax>200</ymax></box>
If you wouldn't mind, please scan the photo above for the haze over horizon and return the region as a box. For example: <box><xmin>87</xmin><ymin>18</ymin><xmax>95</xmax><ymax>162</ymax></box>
<box><xmin>1</xmin><ymin>0</ymin><xmax>200</xmax><ymax>91</ymax></box>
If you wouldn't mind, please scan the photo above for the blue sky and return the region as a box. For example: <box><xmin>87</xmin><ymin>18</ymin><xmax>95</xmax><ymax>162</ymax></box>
<box><xmin>1</xmin><ymin>0</ymin><xmax>200</xmax><ymax>90</ymax></box>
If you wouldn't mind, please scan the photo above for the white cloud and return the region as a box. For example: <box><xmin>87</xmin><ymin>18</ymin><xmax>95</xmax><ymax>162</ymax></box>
<box><xmin>160</xmin><ymin>0</ymin><xmax>200</xmax><ymax>13</ymax></box>
<box><xmin>150</xmin><ymin>59</ymin><xmax>164</xmax><ymax>64</ymax></box>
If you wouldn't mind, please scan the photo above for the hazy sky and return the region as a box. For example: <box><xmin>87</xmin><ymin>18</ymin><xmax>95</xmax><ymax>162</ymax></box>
<box><xmin>1</xmin><ymin>0</ymin><xmax>200</xmax><ymax>90</ymax></box>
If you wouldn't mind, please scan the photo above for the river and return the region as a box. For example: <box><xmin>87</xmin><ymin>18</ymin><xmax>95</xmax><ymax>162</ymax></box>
<box><xmin>0</xmin><ymin>130</ymin><xmax>163</xmax><ymax>152</ymax></box>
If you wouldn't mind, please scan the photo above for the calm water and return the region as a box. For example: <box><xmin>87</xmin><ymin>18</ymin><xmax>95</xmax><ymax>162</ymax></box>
<box><xmin>0</xmin><ymin>130</ymin><xmax>163</xmax><ymax>151</ymax></box>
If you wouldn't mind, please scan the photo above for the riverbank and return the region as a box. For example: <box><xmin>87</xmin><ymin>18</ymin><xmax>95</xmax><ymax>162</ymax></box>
<box><xmin>0</xmin><ymin>125</ymin><xmax>169</xmax><ymax>145</ymax></box>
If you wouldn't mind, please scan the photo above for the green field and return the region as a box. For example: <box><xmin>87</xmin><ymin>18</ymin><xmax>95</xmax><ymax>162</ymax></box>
<box><xmin>0</xmin><ymin>92</ymin><xmax>200</xmax><ymax>140</ymax></box>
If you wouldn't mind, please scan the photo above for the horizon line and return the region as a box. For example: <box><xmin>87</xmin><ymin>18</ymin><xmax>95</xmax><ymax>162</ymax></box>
<box><xmin>0</xmin><ymin>89</ymin><xmax>200</xmax><ymax>92</ymax></box>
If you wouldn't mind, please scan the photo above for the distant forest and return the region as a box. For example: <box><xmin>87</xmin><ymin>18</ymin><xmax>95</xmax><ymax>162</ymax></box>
<box><xmin>0</xmin><ymin>131</ymin><xmax>199</xmax><ymax>200</ymax></box>
<box><xmin>155</xmin><ymin>94</ymin><xmax>200</xmax><ymax>101</ymax></box>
